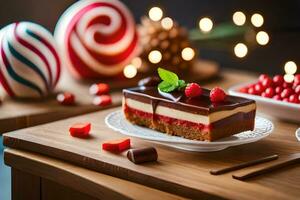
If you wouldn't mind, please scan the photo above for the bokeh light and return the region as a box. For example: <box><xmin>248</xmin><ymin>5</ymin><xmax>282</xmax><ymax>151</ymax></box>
<box><xmin>234</xmin><ymin>43</ymin><xmax>248</xmax><ymax>58</ymax></box>
<box><xmin>284</xmin><ymin>74</ymin><xmax>295</xmax><ymax>83</ymax></box>
<box><xmin>256</xmin><ymin>31</ymin><xmax>269</xmax><ymax>45</ymax></box>
<box><xmin>233</xmin><ymin>11</ymin><xmax>246</xmax><ymax>26</ymax></box>
<box><xmin>123</xmin><ymin>64</ymin><xmax>137</xmax><ymax>78</ymax></box>
<box><xmin>199</xmin><ymin>17</ymin><xmax>213</xmax><ymax>33</ymax></box>
<box><xmin>284</xmin><ymin>61</ymin><xmax>297</xmax><ymax>75</ymax></box>
<box><xmin>251</xmin><ymin>13</ymin><xmax>264</xmax><ymax>27</ymax></box>
<box><xmin>131</xmin><ymin>57</ymin><xmax>142</xmax><ymax>69</ymax></box>
<box><xmin>149</xmin><ymin>7</ymin><xmax>163</xmax><ymax>21</ymax></box>
<box><xmin>161</xmin><ymin>17</ymin><xmax>174</xmax><ymax>30</ymax></box>
<box><xmin>148</xmin><ymin>50</ymin><xmax>162</xmax><ymax>64</ymax></box>
<box><xmin>181</xmin><ymin>47</ymin><xmax>195</xmax><ymax>61</ymax></box>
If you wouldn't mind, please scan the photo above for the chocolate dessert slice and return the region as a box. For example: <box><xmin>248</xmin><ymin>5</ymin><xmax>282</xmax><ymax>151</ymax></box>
<box><xmin>123</xmin><ymin>86</ymin><xmax>256</xmax><ymax>141</ymax></box>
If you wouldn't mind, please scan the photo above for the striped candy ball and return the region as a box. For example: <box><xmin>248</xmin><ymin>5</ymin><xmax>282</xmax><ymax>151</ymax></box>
<box><xmin>54</xmin><ymin>0</ymin><xmax>139</xmax><ymax>79</ymax></box>
<box><xmin>0</xmin><ymin>22</ymin><xmax>61</xmax><ymax>98</ymax></box>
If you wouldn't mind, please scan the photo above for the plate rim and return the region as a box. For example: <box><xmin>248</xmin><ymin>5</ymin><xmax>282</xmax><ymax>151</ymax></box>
<box><xmin>296</xmin><ymin>128</ymin><xmax>300</xmax><ymax>141</ymax></box>
<box><xmin>105</xmin><ymin>110</ymin><xmax>274</xmax><ymax>146</ymax></box>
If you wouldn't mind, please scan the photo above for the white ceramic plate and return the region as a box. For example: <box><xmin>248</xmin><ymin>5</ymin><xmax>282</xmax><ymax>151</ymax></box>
<box><xmin>228</xmin><ymin>82</ymin><xmax>300</xmax><ymax>122</ymax></box>
<box><xmin>296</xmin><ymin>128</ymin><xmax>300</xmax><ymax>142</ymax></box>
<box><xmin>105</xmin><ymin>110</ymin><xmax>274</xmax><ymax>152</ymax></box>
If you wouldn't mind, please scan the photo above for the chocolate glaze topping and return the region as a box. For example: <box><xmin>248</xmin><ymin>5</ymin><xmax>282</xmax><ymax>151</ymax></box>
<box><xmin>123</xmin><ymin>86</ymin><xmax>255</xmax><ymax>115</ymax></box>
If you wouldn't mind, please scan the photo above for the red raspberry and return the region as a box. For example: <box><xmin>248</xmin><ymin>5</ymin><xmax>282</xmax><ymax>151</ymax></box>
<box><xmin>210</xmin><ymin>87</ymin><xmax>226</xmax><ymax>102</ymax></box>
<box><xmin>272</xmin><ymin>95</ymin><xmax>282</xmax><ymax>101</ymax></box>
<box><xmin>281</xmin><ymin>88</ymin><xmax>293</xmax><ymax>99</ymax></box>
<box><xmin>93</xmin><ymin>95</ymin><xmax>112</xmax><ymax>106</ymax></box>
<box><xmin>185</xmin><ymin>83</ymin><xmax>203</xmax><ymax>98</ymax></box>
<box><xmin>254</xmin><ymin>83</ymin><xmax>264</xmax><ymax>95</ymax></box>
<box><xmin>57</xmin><ymin>92</ymin><xmax>75</xmax><ymax>105</ymax></box>
<box><xmin>273</xmin><ymin>75</ymin><xmax>284</xmax><ymax>86</ymax></box>
<box><xmin>294</xmin><ymin>85</ymin><xmax>300</xmax><ymax>94</ymax></box>
<box><xmin>89</xmin><ymin>83</ymin><xmax>110</xmax><ymax>96</ymax></box>
<box><xmin>275</xmin><ymin>86</ymin><xmax>283</xmax><ymax>94</ymax></box>
<box><xmin>264</xmin><ymin>87</ymin><xmax>275</xmax><ymax>98</ymax></box>
<box><xmin>259</xmin><ymin>74</ymin><xmax>269</xmax><ymax>83</ymax></box>
<box><xmin>261</xmin><ymin>77</ymin><xmax>273</xmax><ymax>88</ymax></box>
<box><xmin>289</xmin><ymin>94</ymin><xmax>299</xmax><ymax>104</ymax></box>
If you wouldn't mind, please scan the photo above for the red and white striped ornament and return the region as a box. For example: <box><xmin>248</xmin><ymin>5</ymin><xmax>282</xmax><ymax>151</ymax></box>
<box><xmin>54</xmin><ymin>0</ymin><xmax>139</xmax><ymax>79</ymax></box>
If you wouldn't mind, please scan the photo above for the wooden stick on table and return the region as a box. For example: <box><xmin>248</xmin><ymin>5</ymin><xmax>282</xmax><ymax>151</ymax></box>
<box><xmin>210</xmin><ymin>154</ymin><xmax>279</xmax><ymax>175</ymax></box>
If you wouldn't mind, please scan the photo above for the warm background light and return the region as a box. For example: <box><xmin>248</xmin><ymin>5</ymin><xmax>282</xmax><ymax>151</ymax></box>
<box><xmin>161</xmin><ymin>17</ymin><xmax>173</xmax><ymax>30</ymax></box>
<box><xmin>199</xmin><ymin>17</ymin><xmax>213</xmax><ymax>33</ymax></box>
<box><xmin>148</xmin><ymin>50</ymin><xmax>162</xmax><ymax>64</ymax></box>
<box><xmin>181</xmin><ymin>47</ymin><xmax>195</xmax><ymax>61</ymax></box>
<box><xmin>251</xmin><ymin>13</ymin><xmax>264</xmax><ymax>27</ymax></box>
<box><xmin>123</xmin><ymin>64</ymin><xmax>137</xmax><ymax>78</ymax></box>
<box><xmin>232</xmin><ymin>11</ymin><xmax>246</xmax><ymax>26</ymax></box>
<box><xmin>284</xmin><ymin>74</ymin><xmax>295</xmax><ymax>83</ymax></box>
<box><xmin>284</xmin><ymin>61</ymin><xmax>297</xmax><ymax>75</ymax></box>
<box><xmin>234</xmin><ymin>43</ymin><xmax>248</xmax><ymax>58</ymax></box>
<box><xmin>256</xmin><ymin>31</ymin><xmax>269</xmax><ymax>45</ymax></box>
<box><xmin>149</xmin><ymin>7</ymin><xmax>163</xmax><ymax>21</ymax></box>
<box><xmin>131</xmin><ymin>57</ymin><xmax>142</xmax><ymax>69</ymax></box>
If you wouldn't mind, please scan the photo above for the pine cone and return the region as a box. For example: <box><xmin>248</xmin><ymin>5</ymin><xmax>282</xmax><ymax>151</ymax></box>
<box><xmin>138</xmin><ymin>16</ymin><xmax>197</xmax><ymax>75</ymax></box>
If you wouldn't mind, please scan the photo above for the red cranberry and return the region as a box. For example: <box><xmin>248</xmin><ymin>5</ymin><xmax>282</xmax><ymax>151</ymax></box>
<box><xmin>254</xmin><ymin>83</ymin><xmax>264</xmax><ymax>95</ymax></box>
<box><xmin>272</xmin><ymin>95</ymin><xmax>282</xmax><ymax>101</ymax></box>
<box><xmin>294</xmin><ymin>85</ymin><xmax>300</xmax><ymax>94</ymax></box>
<box><xmin>259</xmin><ymin>74</ymin><xmax>269</xmax><ymax>83</ymax></box>
<box><xmin>261</xmin><ymin>92</ymin><xmax>268</xmax><ymax>98</ymax></box>
<box><xmin>261</xmin><ymin>77</ymin><xmax>273</xmax><ymax>88</ymax></box>
<box><xmin>273</xmin><ymin>75</ymin><xmax>284</xmax><ymax>86</ymax></box>
<box><xmin>264</xmin><ymin>87</ymin><xmax>275</xmax><ymax>98</ymax></box>
<box><xmin>289</xmin><ymin>94</ymin><xmax>299</xmax><ymax>104</ymax></box>
<box><xmin>247</xmin><ymin>87</ymin><xmax>256</xmax><ymax>95</ymax></box>
<box><xmin>239</xmin><ymin>87</ymin><xmax>248</xmax><ymax>93</ymax></box>
<box><xmin>275</xmin><ymin>86</ymin><xmax>283</xmax><ymax>94</ymax></box>
<box><xmin>282</xmin><ymin>98</ymin><xmax>289</xmax><ymax>102</ymax></box>
<box><xmin>283</xmin><ymin>81</ymin><xmax>293</xmax><ymax>88</ymax></box>
<box><xmin>281</xmin><ymin>88</ymin><xmax>293</xmax><ymax>99</ymax></box>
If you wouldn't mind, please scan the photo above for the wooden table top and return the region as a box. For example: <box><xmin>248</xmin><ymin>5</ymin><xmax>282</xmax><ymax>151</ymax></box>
<box><xmin>3</xmin><ymin>70</ymin><xmax>300</xmax><ymax>199</ymax></box>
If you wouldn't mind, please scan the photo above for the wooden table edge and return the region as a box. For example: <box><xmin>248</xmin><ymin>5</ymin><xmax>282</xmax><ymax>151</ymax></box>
<box><xmin>4</xmin><ymin>148</ymin><xmax>186</xmax><ymax>200</ymax></box>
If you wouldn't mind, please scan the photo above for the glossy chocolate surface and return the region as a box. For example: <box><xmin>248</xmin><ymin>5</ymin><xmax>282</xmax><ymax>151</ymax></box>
<box><xmin>123</xmin><ymin>86</ymin><xmax>255</xmax><ymax>115</ymax></box>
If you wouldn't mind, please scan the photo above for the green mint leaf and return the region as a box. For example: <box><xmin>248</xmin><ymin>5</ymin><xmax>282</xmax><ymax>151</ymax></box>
<box><xmin>157</xmin><ymin>68</ymin><xmax>179</xmax><ymax>86</ymax></box>
<box><xmin>158</xmin><ymin>81</ymin><xmax>177</xmax><ymax>92</ymax></box>
<box><xmin>178</xmin><ymin>80</ymin><xmax>187</xmax><ymax>90</ymax></box>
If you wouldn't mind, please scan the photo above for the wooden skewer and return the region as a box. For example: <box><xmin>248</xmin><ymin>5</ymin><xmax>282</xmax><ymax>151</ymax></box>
<box><xmin>232</xmin><ymin>153</ymin><xmax>300</xmax><ymax>180</ymax></box>
<box><xmin>210</xmin><ymin>154</ymin><xmax>279</xmax><ymax>175</ymax></box>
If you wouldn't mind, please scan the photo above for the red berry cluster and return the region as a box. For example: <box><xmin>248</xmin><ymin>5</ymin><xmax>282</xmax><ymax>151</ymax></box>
<box><xmin>239</xmin><ymin>74</ymin><xmax>300</xmax><ymax>104</ymax></box>
<box><xmin>185</xmin><ymin>83</ymin><xmax>227</xmax><ymax>102</ymax></box>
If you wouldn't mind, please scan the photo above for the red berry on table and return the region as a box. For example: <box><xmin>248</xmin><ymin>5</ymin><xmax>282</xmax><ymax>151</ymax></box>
<box><xmin>275</xmin><ymin>86</ymin><xmax>283</xmax><ymax>94</ymax></box>
<box><xmin>281</xmin><ymin>88</ymin><xmax>293</xmax><ymax>99</ymax></box>
<box><xmin>185</xmin><ymin>83</ymin><xmax>203</xmax><ymax>98</ymax></box>
<box><xmin>57</xmin><ymin>92</ymin><xmax>75</xmax><ymax>105</ymax></box>
<box><xmin>289</xmin><ymin>94</ymin><xmax>299</xmax><ymax>104</ymax></box>
<box><xmin>261</xmin><ymin>77</ymin><xmax>273</xmax><ymax>88</ymax></box>
<box><xmin>273</xmin><ymin>75</ymin><xmax>284</xmax><ymax>86</ymax></box>
<box><xmin>89</xmin><ymin>83</ymin><xmax>110</xmax><ymax>96</ymax></box>
<box><xmin>102</xmin><ymin>138</ymin><xmax>131</xmax><ymax>152</ymax></box>
<box><xmin>210</xmin><ymin>87</ymin><xmax>226</xmax><ymax>102</ymax></box>
<box><xmin>294</xmin><ymin>85</ymin><xmax>300</xmax><ymax>94</ymax></box>
<box><xmin>93</xmin><ymin>95</ymin><xmax>112</xmax><ymax>106</ymax></box>
<box><xmin>272</xmin><ymin>95</ymin><xmax>282</xmax><ymax>101</ymax></box>
<box><xmin>259</xmin><ymin>74</ymin><xmax>269</xmax><ymax>83</ymax></box>
<box><xmin>254</xmin><ymin>83</ymin><xmax>264</xmax><ymax>95</ymax></box>
<box><xmin>69</xmin><ymin>123</ymin><xmax>91</xmax><ymax>138</ymax></box>
<box><xmin>264</xmin><ymin>87</ymin><xmax>275</xmax><ymax>98</ymax></box>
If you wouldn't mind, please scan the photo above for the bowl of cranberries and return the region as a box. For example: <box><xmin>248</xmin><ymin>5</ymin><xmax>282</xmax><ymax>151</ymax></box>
<box><xmin>229</xmin><ymin>74</ymin><xmax>300</xmax><ymax>122</ymax></box>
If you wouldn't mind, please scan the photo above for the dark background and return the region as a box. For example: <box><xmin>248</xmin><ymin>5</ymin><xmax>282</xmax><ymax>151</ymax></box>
<box><xmin>0</xmin><ymin>0</ymin><xmax>299</xmax><ymax>75</ymax></box>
